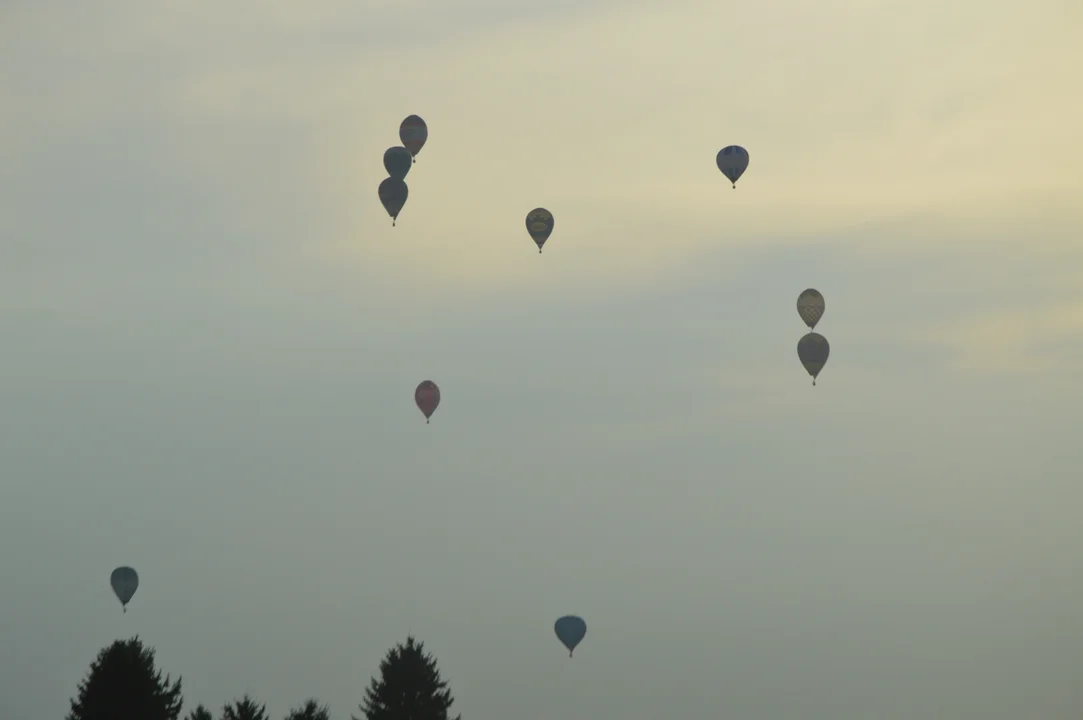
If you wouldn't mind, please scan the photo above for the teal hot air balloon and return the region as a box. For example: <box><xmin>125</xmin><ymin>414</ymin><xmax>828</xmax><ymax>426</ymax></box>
<box><xmin>110</xmin><ymin>566</ymin><xmax>139</xmax><ymax>613</ymax></box>
<box><xmin>383</xmin><ymin>146</ymin><xmax>412</xmax><ymax>181</ymax></box>
<box><xmin>554</xmin><ymin>615</ymin><xmax>587</xmax><ymax>657</ymax></box>
<box><xmin>716</xmin><ymin>145</ymin><xmax>749</xmax><ymax>188</ymax></box>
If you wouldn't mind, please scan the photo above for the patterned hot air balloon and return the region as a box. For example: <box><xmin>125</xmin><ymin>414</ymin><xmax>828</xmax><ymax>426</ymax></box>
<box><xmin>525</xmin><ymin>208</ymin><xmax>554</xmax><ymax>253</ymax></box>
<box><xmin>797</xmin><ymin>289</ymin><xmax>825</xmax><ymax>330</ymax></box>
<box><xmin>716</xmin><ymin>145</ymin><xmax>749</xmax><ymax>188</ymax></box>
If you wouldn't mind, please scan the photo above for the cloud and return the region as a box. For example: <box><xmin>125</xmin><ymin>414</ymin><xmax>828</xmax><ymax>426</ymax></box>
<box><xmin>5</xmin><ymin>0</ymin><xmax>1081</xmax><ymax>306</ymax></box>
<box><xmin>916</xmin><ymin>301</ymin><xmax>1083</xmax><ymax>375</ymax></box>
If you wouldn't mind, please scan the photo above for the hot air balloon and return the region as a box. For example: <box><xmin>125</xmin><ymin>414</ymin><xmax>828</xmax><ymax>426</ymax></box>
<box><xmin>797</xmin><ymin>289</ymin><xmax>825</xmax><ymax>330</ymax></box>
<box><xmin>110</xmin><ymin>566</ymin><xmax>139</xmax><ymax>613</ymax></box>
<box><xmin>716</xmin><ymin>145</ymin><xmax>749</xmax><ymax>188</ymax></box>
<box><xmin>415</xmin><ymin>380</ymin><xmax>440</xmax><ymax>423</ymax></box>
<box><xmin>399</xmin><ymin>115</ymin><xmax>428</xmax><ymax>163</ymax></box>
<box><xmin>378</xmin><ymin>178</ymin><xmax>409</xmax><ymax>226</ymax></box>
<box><xmin>525</xmin><ymin>208</ymin><xmax>554</xmax><ymax>253</ymax></box>
<box><xmin>554</xmin><ymin>615</ymin><xmax>587</xmax><ymax>657</ymax></box>
<box><xmin>383</xmin><ymin>146</ymin><xmax>412</xmax><ymax>182</ymax></box>
<box><xmin>797</xmin><ymin>332</ymin><xmax>830</xmax><ymax>385</ymax></box>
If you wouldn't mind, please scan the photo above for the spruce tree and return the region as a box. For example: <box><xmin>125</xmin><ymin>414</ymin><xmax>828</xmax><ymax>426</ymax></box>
<box><xmin>221</xmin><ymin>694</ymin><xmax>269</xmax><ymax>720</ymax></box>
<box><xmin>186</xmin><ymin>705</ymin><xmax>214</xmax><ymax>720</ymax></box>
<box><xmin>285</xmin><ymin>698</ymin><xmax>331</xmax><ymax>720</ymax></box>
<box><xmin>66</xmin><ymin>636</ymin><xmax>184</xmax><ymax>720</ymax></box>
<box><xmin>354</xmin><ymin>636</ymin><xmax>461</xmax><ymax>720</ymax></box>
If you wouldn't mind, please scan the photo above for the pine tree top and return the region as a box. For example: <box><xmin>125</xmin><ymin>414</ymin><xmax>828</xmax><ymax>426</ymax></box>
<box><xmin>221</xmin><ymin>693</ymin><xmax>269</xmax><ymax>720</ymax></box>
<box><xmin>185</xmin><ymin>704</ymin><xmax>214</xmax><ymax>720</ymax></box>
<box><xmin>285</xmin><ymin>698</ymin><xmax>332</xmax><ymax>720</ymax></box>
<box><xmin>355</xmin><ymin>636</ymin><xmax>461</xmax><ymax>720</ymax></box>
<box><xmin>66</xmin><ymin>636</ymin><xmax>184</xmax><ymax>720</ymax></box>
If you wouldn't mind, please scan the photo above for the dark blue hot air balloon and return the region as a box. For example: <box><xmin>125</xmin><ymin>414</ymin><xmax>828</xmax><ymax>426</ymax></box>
<box><xmin>554</xmin><ymin>615</ymin><xmax>587</xmax><ymax>657</ymax></box>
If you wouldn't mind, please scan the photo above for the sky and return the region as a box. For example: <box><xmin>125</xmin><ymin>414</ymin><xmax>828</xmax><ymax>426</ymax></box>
<box><xmin>2</xmin><ymin>0</ymin><xmax>1083</xmax><ymax>718</ymax></box>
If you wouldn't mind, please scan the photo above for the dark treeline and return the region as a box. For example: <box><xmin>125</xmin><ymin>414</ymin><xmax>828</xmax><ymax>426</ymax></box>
<box><xmin>66</xmin><ymin>635</ymin><xmax>461</xmax><ymax>720</ymax></box>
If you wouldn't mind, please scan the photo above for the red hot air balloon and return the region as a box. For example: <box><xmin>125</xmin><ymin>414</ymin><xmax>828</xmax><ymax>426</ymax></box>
<box><xmin>415</xmin><ymin>381</ymin><xmax>440</xmax><ymax>423</ymax></box>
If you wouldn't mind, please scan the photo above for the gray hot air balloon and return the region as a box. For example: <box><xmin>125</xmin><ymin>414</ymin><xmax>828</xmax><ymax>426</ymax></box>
<box><xmin>797</xmin><ymin>332</ymin><xmax>830</xmax><ymax>385</ymax></box>
<box><xmin>716</xmin><ymin>145</ymin><xmax>749</xmax><ymax>188</ymax></box>
<box><xmin>378</xmin><ymin>177</ymin><xmax>409</xmax><ymax>226</ymax></box>
<box><xmin>399</xmin><ymin>115</ymin><xmax>428</xmax><ymax>163</ymax></box>
<box><xmin>525</xmin><ymin>208</ymin><xmax>554</xmax><ymax>253</ymax></box>
<box><xmin>554</xmin><ymin>615</ymin><xmax>587</xmax><ymax>657</ymax></box>
<box><xmin>383</xmin><ymin>146</ymin><xmax>412</xmax><ymax>182</ymax></box>
<box><xmin>797</xmin><ymin>289</ymin><xmax>825</xmax><ymax>330</ymax></box>
<box><xmin>110</xmin><ymin>566</ymin><xmax>139</xmax><ymax>613</ymax></box>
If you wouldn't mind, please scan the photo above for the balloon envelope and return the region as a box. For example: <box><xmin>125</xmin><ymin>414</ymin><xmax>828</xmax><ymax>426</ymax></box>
<box><xmin>378</xmin><ymin>178</ymin><xmax>409</xmax><ymax>225</ymax></box>
<box><xmin>110</xmin><ymin>566</ymin><xmax>139</xmax><ymax>609</ymax></box>
<box><xmin>797</xmin><ymin>332</ymin><xmax>830</xmax><ymax>385</ymax></box>
<box><xmin>554</xmin><ymin>615</ymin><xmax>587</xmax><ymax>656</ymax></box>
<box><xmin>399</xmin><ymin>115</ymin><xmax>428</xmax><ymax>160</ymax></box>
<box><xmin>716</xmin><ymin>145</ymin><xmax>749</xmax><ymax>187</ymax></box>
<box><xmin>797</xmin><ymin>289</ymin><xmax>825</xmax><ymax>330</ymax></box>
<box><xmin>525</xmin><ymin>208</ymin><xmax>554</xmax><ymax>253</ymax></box>
<box><xmin>415</xmin><ymin>380</ymin><xmax>440</xmax><ymax>423</ymax></box>
<box><xmin>383</xmin><ymin>146</ymin><xmax>412</xmax><ymax>181</ymax></box>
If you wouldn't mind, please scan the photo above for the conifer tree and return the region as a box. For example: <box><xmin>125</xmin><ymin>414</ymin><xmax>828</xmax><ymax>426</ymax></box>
<box><xmin>285</xmin><ymin>698</ymin><xmax>331</xmax><ymax>720</ymax></box>
<box><xmin>186</xmin><ymin>704</ymin><xmax>214</xmax><ymax>720</ymax></box>
<box><xmin>221</xmin><ymin>694</ymin><xmax>269</xmax><ymax>720</ymax></box>
<box><xmin>66</xmin><ymin>636</ymin><xmax>184</xmax><ymax>720</ymax></box>
<box><xmin>354</xmin><ymin>636</ymin><xmax>460</xmax><ymax>720</ymax></box>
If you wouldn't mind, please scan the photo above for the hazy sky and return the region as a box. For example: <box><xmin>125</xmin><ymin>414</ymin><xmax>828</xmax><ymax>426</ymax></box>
<box><xmin>3</xmin><ymin>0</ymin><xmax>1083</xmax><ymax>718</ymax></box>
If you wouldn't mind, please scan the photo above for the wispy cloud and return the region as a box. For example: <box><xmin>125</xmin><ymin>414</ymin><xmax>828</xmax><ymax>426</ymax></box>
<box><xmin>915</xmin><ymin>302</ymin><xmax>1083</xmax><ymax>375</ymax></box>
<box><xmin>5</xmin><ymin>0</ymin><xmax>1081</xmax><ymax>300</ymax></box>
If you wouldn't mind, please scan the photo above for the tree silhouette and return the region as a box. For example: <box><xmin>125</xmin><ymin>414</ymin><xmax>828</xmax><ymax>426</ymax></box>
<box><xmin>354</xmin><ymin>636</ymin><xmax>461</xmax><ymax>720</ymax></box>
<box><xmin>285</xmin><ymin>698</ymin><xmax>331</xmax><ymax>720</ymax></box>
<box><xmin>186</xmin><ymin>705</ymin><xmax>214</xmax><ymax>720</ymax></box>
<box><xmin>66</xmin><ymin>636</ymin><xmax>184</xmax><ymax>720</ymax></box>
<box><xmin>221</xmin><ymin>694</ymin><xmax>269</xmax><ymax>720</ymax></box>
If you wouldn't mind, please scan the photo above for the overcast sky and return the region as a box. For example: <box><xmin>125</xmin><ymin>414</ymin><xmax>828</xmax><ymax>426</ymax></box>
<box><xmin>3</xmin><ymin>0</ymin><xmax>1083</xmax><ymax>718</ymax></box>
